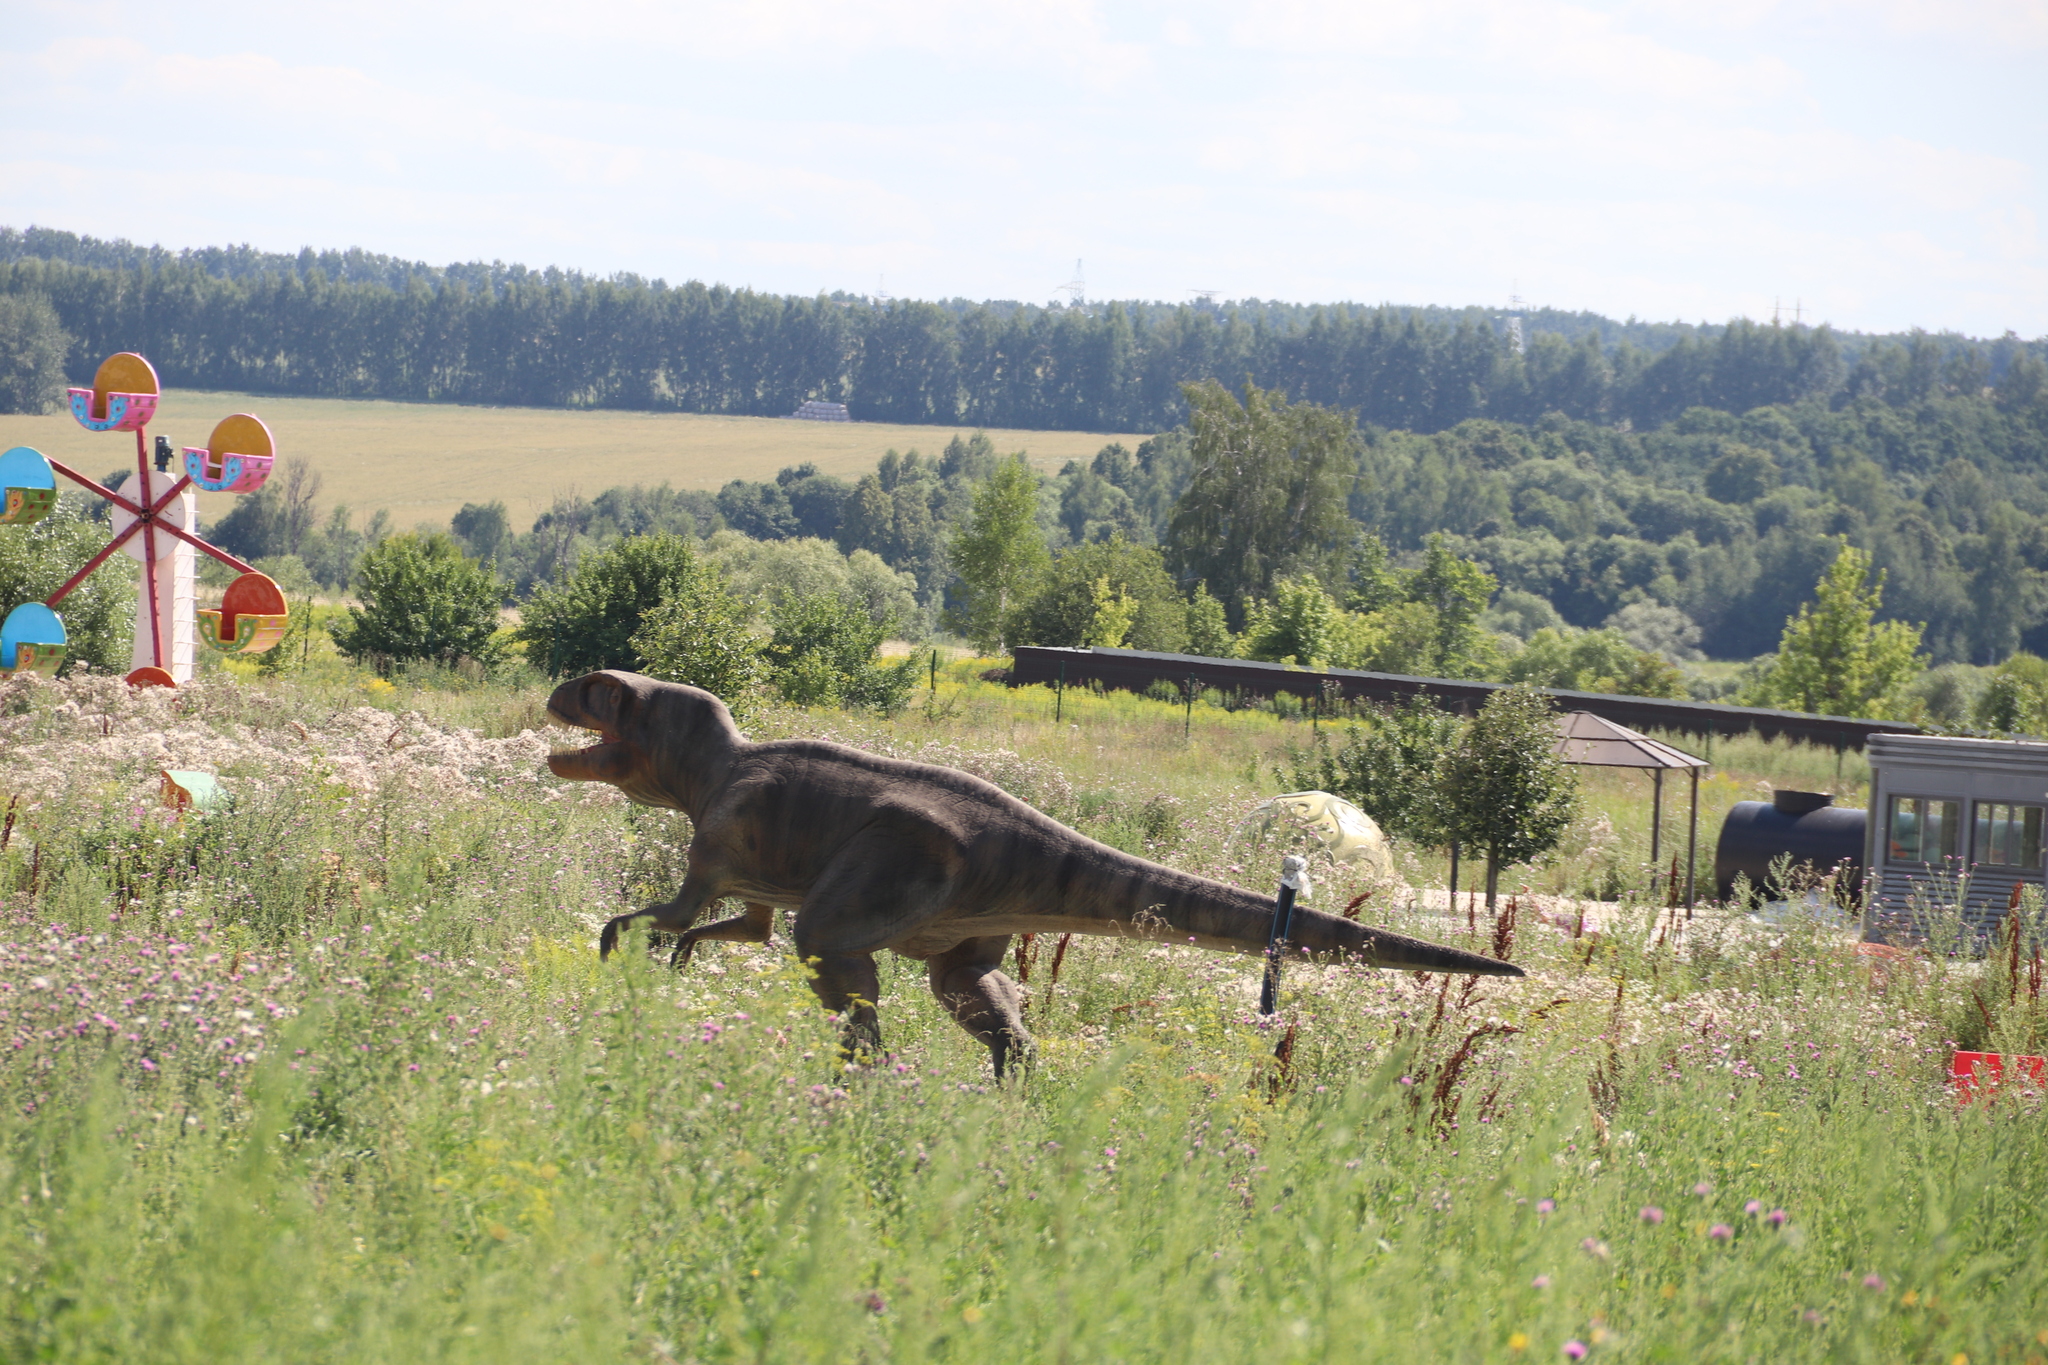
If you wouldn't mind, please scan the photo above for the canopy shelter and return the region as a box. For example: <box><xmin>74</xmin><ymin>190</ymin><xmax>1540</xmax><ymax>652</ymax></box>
<box><xmin>1555</xmin><ymin>711</ymin><xmax>1709</xmax><ymax>907</ymax></box>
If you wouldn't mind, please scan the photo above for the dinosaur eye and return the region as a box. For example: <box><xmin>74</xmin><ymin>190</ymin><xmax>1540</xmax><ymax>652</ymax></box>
<box><xmin>584</xmin><ymin>674</ymin><xmax>628</xmax><ymax>725</ymax></box>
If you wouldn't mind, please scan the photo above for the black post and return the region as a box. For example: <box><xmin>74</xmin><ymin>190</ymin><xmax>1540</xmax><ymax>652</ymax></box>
<box><xmin>1448</xmin><ymin>841</ymin><xmax>1460</xmax><ymax>903</ymax></box>
<box><xmin>1055</xmin><ymin>659</ymin><xmax>1066</xmax><ymax>723</ymax></box>
<box><xmin>930</xmin><ymin>650</ymin><xmax>937</xmax><ymax>695</ymax></box>
<box><xmin>1259</xmin><ymin>855</ymin><xmax>1308</xmax><ymax>1016</ymax></box>
<box><xmin>1685</xmin><ymin>765</ymin><xmax>1700</xmax><ymax>912</ymax></box>
<box><xmin>1184</xmin><ymin>675</ymin><xmax>1197</xmax><ymax>742</ymax></box>
<box><xmin>1650</xmin><ymin>768</ymin><xmax>1664</xmax><ymax>875</ymax></box>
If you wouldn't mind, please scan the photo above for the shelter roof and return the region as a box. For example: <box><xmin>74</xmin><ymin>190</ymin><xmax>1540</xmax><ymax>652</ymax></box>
<box><xmin>1554</xmin><ymin>710</ymin><xmax>1706</xmax><ymax>770</ymax></box>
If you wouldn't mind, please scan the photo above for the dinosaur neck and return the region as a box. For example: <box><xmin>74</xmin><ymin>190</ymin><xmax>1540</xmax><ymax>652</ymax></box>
<box><xmin>656</xmin><ymin>721</ymin><xmax>743</xmax><ymax>821</ymax></box>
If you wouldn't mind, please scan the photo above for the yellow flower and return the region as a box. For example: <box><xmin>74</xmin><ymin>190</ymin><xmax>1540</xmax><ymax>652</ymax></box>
<box><xmin>1508</xmin><ymin>1332</ymin><xmax>1529</xmax><ymax>1352</ymax></box>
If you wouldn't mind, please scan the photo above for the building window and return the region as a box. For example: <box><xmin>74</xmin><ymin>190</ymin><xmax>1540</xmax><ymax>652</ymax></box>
<box><xmin>1888</xmin><ymin>796</ymin><xmax>1959</xmax><ymax>864</ymax></box>
<box><xmin>1974</xmin><ymin>802</ymin><xmax>2044</xmax><ymax>868</ymax></box>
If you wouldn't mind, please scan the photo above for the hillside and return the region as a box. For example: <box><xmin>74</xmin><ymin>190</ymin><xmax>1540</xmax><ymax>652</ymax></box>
<box><xmin>0</xmin><ymin>390</ymin><xmax>1140</xmax><ymax>534</ymax></box>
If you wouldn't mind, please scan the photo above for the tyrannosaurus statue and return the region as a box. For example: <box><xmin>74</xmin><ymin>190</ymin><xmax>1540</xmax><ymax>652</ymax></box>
<box><xmin>546</xmin><ymin>670</ymin><xmax>1522</xmax><ymax>1076</ymax></box>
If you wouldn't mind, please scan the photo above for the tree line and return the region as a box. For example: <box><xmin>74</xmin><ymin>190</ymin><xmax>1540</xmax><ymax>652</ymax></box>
<box><xmin>2</xmin><ymin>226</ymin><xmax>2041</xmax><ymax>433</ymax></box>
<box><xmin>199</xmin><ymin>354</ymin><xmax>2048</xmax><ymax>692</ymax></box>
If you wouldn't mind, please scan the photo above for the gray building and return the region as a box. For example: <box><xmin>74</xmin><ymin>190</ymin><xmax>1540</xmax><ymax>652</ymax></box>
<box><xmin>1864</xmin><ymin>732</ymin><xmax>2048</xmax><ymax>936</ymax></box>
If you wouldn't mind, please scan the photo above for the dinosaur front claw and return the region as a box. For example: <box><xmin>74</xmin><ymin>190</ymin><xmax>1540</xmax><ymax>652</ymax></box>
<box><xmin>599</xmin><ymin>912</ymin><xmax>647</xmax><ymax>959</ymax></box>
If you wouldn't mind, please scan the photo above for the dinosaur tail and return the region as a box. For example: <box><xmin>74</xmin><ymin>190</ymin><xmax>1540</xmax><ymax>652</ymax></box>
<box><xmin>1088</xmin><ymin>854</ymin><xmax>1524</xmax><ymax>979</ymax></box>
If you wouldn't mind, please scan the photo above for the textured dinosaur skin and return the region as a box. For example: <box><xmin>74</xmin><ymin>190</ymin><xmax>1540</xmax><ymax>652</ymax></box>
<box><xmin>547</xmin><ymin>670</ymin><xmax>1523</xmax><ymax>1075</ymax></box>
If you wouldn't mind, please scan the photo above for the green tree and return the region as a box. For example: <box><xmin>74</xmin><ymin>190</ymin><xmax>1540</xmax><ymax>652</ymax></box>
<box><xmin>1185</xmin><ymin>583</ymin><xmax>1234</xmax><ymax>658</ymax></box>
<box><xmin>1167</xmin><ymin>380</ymin><xmax>1355</xmax><ymax>620</ymax></box>
<box><xmin>763</xmin><ymin>592</ymin><xmax>918</xmax><ymax>712</ymax></box>
<box><xmin>451</xmin><ymin>500</ymin><xmax>512</xmax><ymax>563</ymax></box>
<box><xmin>1974</xmin><ymin>653</ymin><xmax>2048</xmax><ymax>734</ymax></box>
<box><xmin>0</xmin><ymin>292</ymin><xmax>69</xmax><ymax>415</ymax></box>
<box><xmin>1503</xmin><ymin>626</ymin><xmax>1686</xmax><ymax>698</ymax></box>
<box><xmin>1743</xmin><ymin>543</ymin><xmax>1924</xmax><ymax>718</ymax></box>
<box><xmin>1704</xmin><ymin>444</ymin><xmax>1778</xmax><ymax>503</ymax></box>
<box><xmin>1012</xmin><ymin>536</ymin><xmax>1186</xmax><ymax>653</ymax></box>
<box><xmin>329</xmin><ymin>533</ymin><xmax>507</xmax><ymax>671</ymax></box>
<box><xmin>1405</xmin><ymin>533</ymin><xmax>1498</xmax><ymax>673</ymax></box>
<box><xmin>1083</xmin><ymin>577</ymin><xmax>1138</xmax><ymax>648</ymax></box>
<box><xmin>1241</xmin><ymin>576</ymin><xmax>1341</xmax><ymax>665</ymax></box>
<box><xmin>0</xmin><ymin>501</ymin><xmax>132</xmax><ymax>673</ymax></box>
<box><xmin>629</xmin><ymin>571</ymin><xmax>763</xmax><ymax>713</ymax></box>
<box><xmin>514</xmin><ymin>534</ymin><xmax>705</xmax><ymax>677</ymax></box>
<box><xmin>946</xmin><ymin>456</ymin><xmax>1049</xmax><ymax>652</ymax></box>
<box><xmin>1976</xmin><ymin>671</ymin><xmax>2040</xmax><ymax>735</ymax></box>
<box><xmin>1345</xmin><ymin>534</ymin><xmax>1405</xmax><ymax>613</ymax></box>
<box><xmin>1437</xmin><ymin>685</ymin><xmax>1581</xmax><ymax>912</ymax></box>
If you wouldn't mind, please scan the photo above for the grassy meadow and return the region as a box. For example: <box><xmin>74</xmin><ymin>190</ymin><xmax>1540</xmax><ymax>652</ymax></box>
<box><xmin>0</xmin><ymin>391</ymin><xmax>1148</xmax><ymax>534</ymax></box>
<box><xmin>0</xmin><ymin>655</ymin><xmax>2044</xmax><ymax>1364</ymax></box>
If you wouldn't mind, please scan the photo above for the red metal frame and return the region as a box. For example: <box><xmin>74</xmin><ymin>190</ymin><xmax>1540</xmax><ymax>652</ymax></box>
<box><xmin>41</xmin><ymin>449</ymin><xmax>255</xmax><ymax>611</ymax></box>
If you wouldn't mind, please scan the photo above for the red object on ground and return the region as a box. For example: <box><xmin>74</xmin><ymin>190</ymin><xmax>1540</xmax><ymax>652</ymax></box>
<box><xmin>1951</xmin><ymin>1050</ymin><xmax>2048</xmax><ymax>1102</ymax></box>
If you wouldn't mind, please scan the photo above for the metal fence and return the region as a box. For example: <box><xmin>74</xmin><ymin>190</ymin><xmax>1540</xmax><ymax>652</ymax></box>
<box><xmin>1008</xmin><ymin>646</ymin><xmax>1920</xmax><ymax>750</ymax></box>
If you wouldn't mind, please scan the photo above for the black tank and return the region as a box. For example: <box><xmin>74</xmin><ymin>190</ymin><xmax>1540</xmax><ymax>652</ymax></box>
<box><xmin>1713</xmin><ymin>790</ymin><xmax>1867</xmax><ymax>902</ymax></box>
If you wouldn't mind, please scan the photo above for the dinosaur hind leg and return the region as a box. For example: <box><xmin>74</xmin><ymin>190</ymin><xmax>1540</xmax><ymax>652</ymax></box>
<box><xmin>791</xmin><ymin>820</ymin><xmax>965</xmax><ymax>1069</ymax></box>
<box><xmin>802</xmin><ymin>953</ymin><xmax>886</xmax><ymax>1066</ymax></box>
<box><xmin>928</xmin><ymin>936</ymin><xmax>1032</xmax><ymax>1081</ymax></box>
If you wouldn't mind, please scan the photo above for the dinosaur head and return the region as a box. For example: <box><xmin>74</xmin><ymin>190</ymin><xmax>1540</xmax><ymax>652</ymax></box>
<box><xmin>544</xmin><ymin>670</ymin><xmax>742</xmax><ymax>812</ymax></box>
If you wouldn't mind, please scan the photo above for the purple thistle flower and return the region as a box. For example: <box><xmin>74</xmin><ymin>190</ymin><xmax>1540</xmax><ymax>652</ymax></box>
<box><xmin>1564</xmin><ymin>1341</ymin><xmax>1588</xmax><ymax>1360</ymax></box>
<box><xmin>1639</xmin><ymin>1206</ymin><xmax>1664</xmax><ymax>1224</ymax></box>
<box><xmin>1693</xmin><ymin>1182</ymin><xmax>1713</xmax><ymax>1196</ymax></box>
<box><xmin>1537</xmin><ymin>1199</ymin><xmax>1555</xmax><ymax>1215</ymax></box>
<box><xmin>1532</xmin><ymin>1275</ymin><xmax>1551</xmax><ymax>1289</ymax></box>
<box><xmin>1744</xmin><ymin>1200</ymin><xmax>1762</xmax><ymax>1215</ymax></box>
<box><xmin>1708</xmin><ymin>1224</ymin><xmax>1733</xmax><ymax>1241</ymax></box>
<box><xmin>1766</xmin><ymin>1208</ymin><xmax>1788</xmax><ymax>1228</ymax></box>
<box><xmin>1863</xmin><ymin>1274</ymin><xmax>1886</xmax><ymax>1291</ymax></box>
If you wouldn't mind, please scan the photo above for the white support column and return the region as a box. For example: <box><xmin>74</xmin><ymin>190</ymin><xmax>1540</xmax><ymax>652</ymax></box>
<box><xmin>115</xmin><ymin>469</ymin><xmax>198</xmax><ymax>683</ymax></box>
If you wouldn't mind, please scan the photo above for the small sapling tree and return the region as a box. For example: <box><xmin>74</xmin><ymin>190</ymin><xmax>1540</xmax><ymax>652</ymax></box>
<box><xmin>1742</xmin><ymin>542</ymin><xmax>1923</xmax><ymax>718</ymax></box>
<box><xmin>1283</xmin><ymin>694</ymin><xmax>1463</xmax><ymax>848</ymax></box>
<box><xmin>329</xmin><ymin>532</ymin><xmax>507</xmax><ymax>672</ymax></box>
<box><xmin>946</xmin><ymin>456</ymin><xmax>1048</xmax><ymax>652</ymax></box>
<box><xmin>763</xmin><ymin>591</ymin><xmax>919</xmax><ymax>712</ymax></box>
<box><xmin>1437</xmin><ymin>684</ymin><xmax>1580</xmax><ymax>913</ymax></box>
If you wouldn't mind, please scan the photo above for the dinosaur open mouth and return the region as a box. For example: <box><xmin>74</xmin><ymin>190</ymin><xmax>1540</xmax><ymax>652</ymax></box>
<box><xmin>545</xmin><ymin>709</ymin><xmax>631</xmax><ymax>781</ymax></box>
<box><xmin>548</xmin><ymin>734</ymin><xmax>632</xmax><ymax>781</ymax></box>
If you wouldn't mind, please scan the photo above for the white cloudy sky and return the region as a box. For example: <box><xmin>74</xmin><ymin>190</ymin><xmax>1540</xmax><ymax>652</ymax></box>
<box><xmin>2</xmin><ymin>0</ymin><xmax>2043</xmax><ymax>336</ymax></box>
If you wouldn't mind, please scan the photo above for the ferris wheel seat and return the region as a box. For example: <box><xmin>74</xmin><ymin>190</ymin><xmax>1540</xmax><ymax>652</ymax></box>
<box><xmin>0</xmin><ymin>447</ymin><xmax>56</xmax><ymax>526</ymax></box>
<box><xmin>182</xmin><ymin>414</ymin><xmax>276</xmax><ymax>493</ymax></box>
<box><xmin>1</xmin><ymin>603</ymin><xmax>67</xmax><ymax>676</ymax></box>
<box><xmin>69</xmin><ymin>354</ymin><xmax>162</xmax><ymax>433</ymax></box>
<box><xmin>199</xmin><ymin>572</ymin><xmax>290</xmax><ymax>654</ymax></box>
<box><xmin>67</xmin><ymin>388</ymin><xmax>160</xmax><ymax>433</ymax></box>
<box><xmin>182</xmin><ymin>447</ymin><xmax>274</xmax><ymax>494</ymax></box>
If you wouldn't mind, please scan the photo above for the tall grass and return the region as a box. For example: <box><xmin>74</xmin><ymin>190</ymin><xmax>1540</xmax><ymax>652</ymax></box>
<box><xmin>0</xmin><ymin>666</ymin><xmax>2041</xmax><ymax>1362</ymax></box>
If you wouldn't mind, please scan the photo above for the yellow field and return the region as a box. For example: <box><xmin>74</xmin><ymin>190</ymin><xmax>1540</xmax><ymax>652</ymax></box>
<box><xmin>0</xmin><ymin>392</ymin><xmax>1150</xmax><ymax>531</ymax></box>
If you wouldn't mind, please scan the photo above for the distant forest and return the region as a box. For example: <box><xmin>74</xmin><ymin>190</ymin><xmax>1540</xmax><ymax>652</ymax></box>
<box><xmin>3</xmin><ymin>226</ymin><xmax>2041</xmax><ymax>435</ymax></box>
